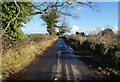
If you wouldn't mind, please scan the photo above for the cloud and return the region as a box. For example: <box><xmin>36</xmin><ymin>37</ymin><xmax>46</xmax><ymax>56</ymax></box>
<box><xmin>70</xmin><ymin>25</ymin><xmax>80</xmax><ymax>34</ymax></box>
<box><xmin>68</xmin><ymin>25</ymin><xmax>118</xmax><ymax>35</ymax></box>
<box><xmin>88</xmin><ymin>26</ymin><xmax>118</xmax><ymax>35</ymax></box>
<box><xmin>98</xmin><ymin>26</ymin><xmax>118</xmax><ymax>34</ymax></box>
<box><xmin>111</xmin><ymin>26</ymin><xmax>118</xmax><ymax>34</ymax></box>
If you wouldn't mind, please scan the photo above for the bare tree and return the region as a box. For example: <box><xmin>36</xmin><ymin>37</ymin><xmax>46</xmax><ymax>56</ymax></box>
<box><xmin>32</xmin><ymin>0</ymin><xmax>96</xmax><ymax>18</ymax></box>
<box><xmin>57</xmin><ymin>18</ymin><xmax>70</xmax><ymax>35</ymax></box>
<box><xmin>31</xmin><ymin>0</ymin><xmax>97</xmax><ymax>34</ymax></box>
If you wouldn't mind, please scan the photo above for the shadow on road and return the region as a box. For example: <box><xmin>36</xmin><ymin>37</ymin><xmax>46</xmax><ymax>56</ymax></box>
<box><xmin>4</xmin><ymin>38</ymin><xmax>112</xmax><ymax>81</ymax></box>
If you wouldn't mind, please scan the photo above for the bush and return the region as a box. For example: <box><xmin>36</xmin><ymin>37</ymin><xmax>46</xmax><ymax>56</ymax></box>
<box><xmin>63</xmin><ymin>32</ymin><xmax>120</xmax><ymax>77</ymax></box>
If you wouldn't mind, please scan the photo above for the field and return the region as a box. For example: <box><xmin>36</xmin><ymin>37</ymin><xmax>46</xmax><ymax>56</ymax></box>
<box><xmin>2</xmin><ymin>34</ymin><xmax>58</xmax><ymax>80</ymax></box>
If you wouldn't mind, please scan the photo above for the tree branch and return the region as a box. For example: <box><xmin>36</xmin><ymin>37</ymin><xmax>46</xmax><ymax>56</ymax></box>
<box><xmin>33</xmin><ymin>2</ymin><xmax>65</xmax><ymax>15</ymax></box>
<box><xmin>33</xmin><ymin>1</ymin><xmax>94</xmax><ymax>17</ymax></box>
<box><xmin>3</xmin><ymin>0</ymin><xmax>20</xmax><ymax>34</ymax></box>
<box><xmin>34</xmin><ymin>12</ymin><xmax>42</xmax><ymax>14</ymax></box>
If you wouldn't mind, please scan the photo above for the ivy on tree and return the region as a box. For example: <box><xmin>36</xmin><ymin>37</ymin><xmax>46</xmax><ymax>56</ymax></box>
<box><xmin>41</xmin><ymin>10</ymin><xmax>59</xmax><ymax>35</ymax></box>
<box><xmin>1</xmin><ymin>0</ymin><xmax>95</xmax><ymax>40</ymax></box>
<box><xmin>2</xmin><ymin>2</ymin><xmax>34</xmax><ymax>40</ymax></box>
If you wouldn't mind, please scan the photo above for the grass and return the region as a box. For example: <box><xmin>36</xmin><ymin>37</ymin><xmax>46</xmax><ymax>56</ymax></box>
<box><xmin>2</xmin><ymin>34</ymin><xmax>58</xmax><ymax>80</ymax></box>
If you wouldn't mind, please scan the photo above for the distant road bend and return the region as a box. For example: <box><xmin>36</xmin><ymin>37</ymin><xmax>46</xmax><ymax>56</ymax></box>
<box><xmin>16</xmin><ymin>38</ymin><xmax>105</xmax><ymax>81</ymax></box>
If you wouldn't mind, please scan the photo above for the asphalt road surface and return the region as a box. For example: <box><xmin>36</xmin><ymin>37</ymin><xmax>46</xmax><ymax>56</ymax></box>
<box><xmin>16</xmin><ymin>38</ymin><xmax>105</xmax><ymax>81</ymax></box>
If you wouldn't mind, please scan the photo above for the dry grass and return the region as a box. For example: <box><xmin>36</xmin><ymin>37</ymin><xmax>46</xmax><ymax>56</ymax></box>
<box><xmin>2</xmin><ymin>34</ymin><xmax>58</xmax><ymax>80</ymax></box>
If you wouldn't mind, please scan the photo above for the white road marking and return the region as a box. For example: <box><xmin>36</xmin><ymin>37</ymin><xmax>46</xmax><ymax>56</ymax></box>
<box><xmin>71</xmin><ymin>63</ymin><xmax>81</xmax><ymax>82</ymax></box>
<box><xmin>54</xmin><ymin>51</ymin><xmax>62</xmax><ymax>80</ymax></box>
<box><xmin>69</xmin><ymin>46</ymin><xmax>74</xmax><ymax>51</ymax></box>
<box><xmin>54</xmin><ymin>77</ymin><xmax>58</xmax><ymax>80</ymax></box>
<box><xmin>65</xmin><ymin>64</ymin><xmax>71</xmax><ymax>80</ymax></box>
<box><xmin>58</xmin><ymin>51</ymin><xmax>61</xmax><ymax>63</ymax></box>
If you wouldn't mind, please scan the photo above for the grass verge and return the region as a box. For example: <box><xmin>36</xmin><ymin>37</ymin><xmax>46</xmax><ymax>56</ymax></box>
<box><xmin>2</xmin><ymin>35</ymin><xmax>58</xmax><ymax>80</ymax></box>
